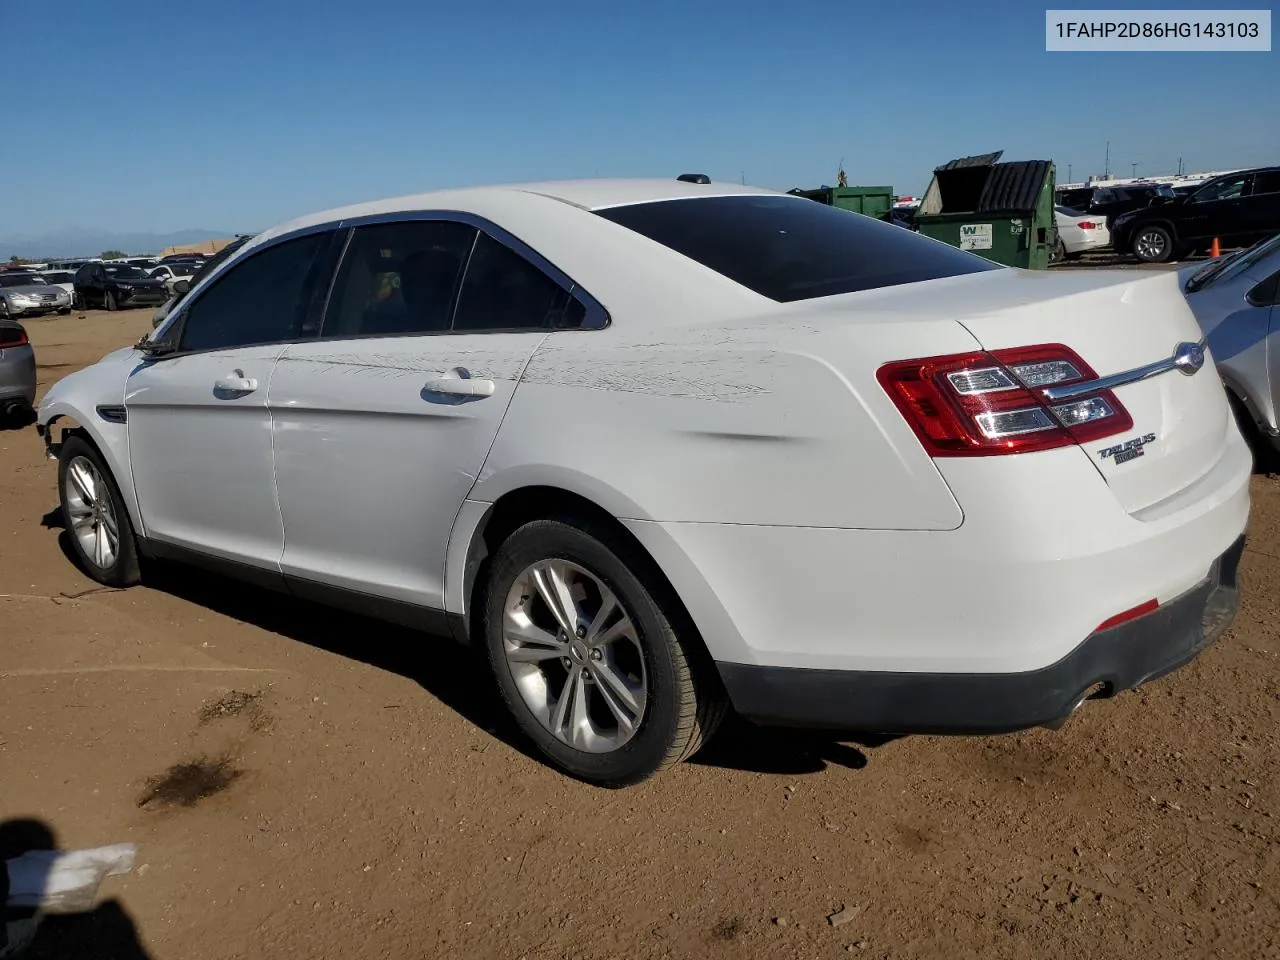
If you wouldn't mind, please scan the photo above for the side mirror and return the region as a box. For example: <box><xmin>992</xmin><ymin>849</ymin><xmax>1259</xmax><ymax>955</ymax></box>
<box><xmin>173</xmin><ymin>279</ymin><xmax>190</xmax><ymax>295</ymax></box>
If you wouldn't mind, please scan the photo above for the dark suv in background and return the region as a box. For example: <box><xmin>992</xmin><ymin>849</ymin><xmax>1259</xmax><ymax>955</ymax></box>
<box><xmin>1110</xmin><ymin>166</ymin><xmax>1280</xmax><ymax>263</ymax></box>
<box><xmin>73</xmin><ymin>262</ymin><xmax>169</xmax><ymax>311</ymax></box>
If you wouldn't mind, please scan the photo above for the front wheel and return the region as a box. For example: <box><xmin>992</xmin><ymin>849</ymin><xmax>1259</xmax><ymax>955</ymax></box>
<box><xmin>103</xmin><ymin>290</ymin><xmax>117</xmax><ymax>311</ymax></box>
<box><xmin>57</xmin><ymin>307</ymin><xmax>71</xmax><ymax>315</ymax></box>
<box><xmin>58</xmin><ymin>436</ymin><xmax>141</xmax><ymax>587</ymax></box>
<box><xmin>1133</xmin><ymin>225</ymin><xmax>1175</xmax><ymax>263</ymax></box>
<box><xmin>483</xmin><ymin>516</ymin><xmax>726</xmax><ymax>786</ymax></box>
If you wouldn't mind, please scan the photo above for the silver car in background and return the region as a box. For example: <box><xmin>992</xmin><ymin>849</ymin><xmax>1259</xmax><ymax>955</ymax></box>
<box><xmin>0</xmin><ymin>317</ymin><xmax>37</xmax><ymax>422</ymax></box>
<box><xmin>1184</xmin><ymin>233</ymin><xmax>1280</xmax><ymax>453</ymax></box>
<box><xmin>0</xmin><ymin>272</ymin><xmax>72</xmax><ymax>319</ymax></box>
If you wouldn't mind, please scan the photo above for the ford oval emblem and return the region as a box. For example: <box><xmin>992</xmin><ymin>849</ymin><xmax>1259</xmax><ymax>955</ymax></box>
<box><xmin>1172</xmin><ymin>341</ymin><xmax>1206</xmax><ymax>376</ymax></box>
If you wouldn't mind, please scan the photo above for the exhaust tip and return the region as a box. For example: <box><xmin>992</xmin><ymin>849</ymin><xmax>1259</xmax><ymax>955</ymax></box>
<box><xmin>1040</xmin><ymin>681</ymin><xmax>1112</xmax><ymax>731</ymax></box>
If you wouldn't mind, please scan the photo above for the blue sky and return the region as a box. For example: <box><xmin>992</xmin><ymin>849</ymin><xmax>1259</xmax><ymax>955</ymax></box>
<box><xmin>1</xmin><ymin>0</ymin><xmax>1275</xmax><ymax>237</ymax></box>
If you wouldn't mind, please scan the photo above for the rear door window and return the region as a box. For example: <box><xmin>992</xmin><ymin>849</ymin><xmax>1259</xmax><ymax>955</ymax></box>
<box><xmin>596</xmin><ymin>195</ymin><xmax>1000</xmax><ymax>303</ymax></box>
<box><xmin>1250</xmin><ymin>171</ymin><xmax>1280</xmax><ymax>196</ymax></box>
<box><xmin>321</xmin><ymin>220</ymin><xmax>478</xmax><ymax>338</ymax></box>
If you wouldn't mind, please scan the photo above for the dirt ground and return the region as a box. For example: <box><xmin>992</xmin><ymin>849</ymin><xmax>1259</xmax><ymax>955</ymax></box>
<box><xmin>3</xmin><ymin>301</ymin><xmax>1278</xmax><ymax>960</ymax></box>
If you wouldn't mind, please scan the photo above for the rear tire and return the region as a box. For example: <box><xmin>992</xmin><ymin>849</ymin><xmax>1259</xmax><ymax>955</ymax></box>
<box><xmin>57</xmin><ymin>436</ymin><xmax>141</xmax><ymax>587</ymax></box>
<box><xmin>1133</xmin><ymin>225</ymin><xmax>1175</xmax><ymax>263</ymax></box>
<box><xmin>482</xmin><ymin>515</ymin><xmax>726</xmax><ymax>786</ymax></box>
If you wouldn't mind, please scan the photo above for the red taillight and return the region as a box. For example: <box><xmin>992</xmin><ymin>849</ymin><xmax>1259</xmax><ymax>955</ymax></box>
<box><xmin>1094</xmin><ymin>598</ymin><xmax>1158</xmax><ymax>632</ymax></box>
<box><xmin>1078</xmin><ymin>220</ymin><xmax>1096</xmax><ymax>230</ymax></box>
<box><xmin>877</xmin><ymin>343</ymin><xmax>1133</xmax><ymax>457</ymax></box>
<box><xmin>0</xmin><ymin>326</ymin><xmax>29</xmax><ymax>348</ymax></box>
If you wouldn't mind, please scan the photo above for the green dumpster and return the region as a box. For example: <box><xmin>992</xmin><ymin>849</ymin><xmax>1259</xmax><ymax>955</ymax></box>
<box><xmin>914</xmin><ymin>151</ymin><xmax>1057</xmax><ymax>269</ymax></box>
<box><xmin>787</xmin><ymin>185</ymin><xmax>895</xmax><ymax>221</ymax></box>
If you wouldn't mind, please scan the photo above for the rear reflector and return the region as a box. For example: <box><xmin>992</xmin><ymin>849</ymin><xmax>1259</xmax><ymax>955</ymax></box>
<box><xmin>1094</xmin><ymin>598</ymin><xmax>1158</xmax><ymax>632</ymax></box>
<box><xmin>878</xmin><ymin>343</ymin><xmax>1133</xmax><ymax>456</ymax></box>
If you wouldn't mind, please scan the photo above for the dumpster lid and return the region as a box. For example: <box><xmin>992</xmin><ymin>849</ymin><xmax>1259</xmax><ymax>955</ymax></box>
<box><xmin>977</xmin><ymin>160</ymin><xmax>1052</xmax><ymax>214</ymax></box>
<box><xmin>933</xmin><ymin>150</ymin><xmax>1003</xmax><ymax>172</ymax></box>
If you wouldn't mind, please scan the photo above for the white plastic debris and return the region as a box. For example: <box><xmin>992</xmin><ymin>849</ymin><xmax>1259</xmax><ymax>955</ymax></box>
<box><xmin>5</xmin><ymin>843</ymin><xmax>137</xmax><ymax>914</ymax></box>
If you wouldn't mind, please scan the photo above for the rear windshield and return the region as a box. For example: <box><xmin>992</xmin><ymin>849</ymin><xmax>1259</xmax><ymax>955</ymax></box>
<box><xmin>596</xmin><ymin>195</ymin><xmax>1000</xmax><ymax>303</ymax></box>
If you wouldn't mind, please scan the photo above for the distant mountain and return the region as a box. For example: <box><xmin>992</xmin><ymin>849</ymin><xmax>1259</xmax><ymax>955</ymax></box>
<box><xmin>1</xmin><ymin>227</ymin><xmax>232</xmax><ymax>260</ymax></box>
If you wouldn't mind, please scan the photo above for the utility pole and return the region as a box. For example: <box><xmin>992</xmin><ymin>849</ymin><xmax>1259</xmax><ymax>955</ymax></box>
<box><xmin>1178</xmin><ymin>156</ymin><xmax>1184</xmax><ymax>175</ymax></box>
<box><xmin>741</xmin><ymin>170</ymin><xmax>745</xmax><ymax>184</ymax></box>
<box><xmin>1131</xmin><ymin>162</ymin><xmax>1138</xmax><ymax>178</ymax></box>
<box><xmin>1067</xmin><ymin>163</ymin><xmax>1072</xmax><ymax>182</ymax></box>
<box><xmin>1105</xmin><ymin>141</ymin><xmax>1110</xmax><ymax>179</ymax></box>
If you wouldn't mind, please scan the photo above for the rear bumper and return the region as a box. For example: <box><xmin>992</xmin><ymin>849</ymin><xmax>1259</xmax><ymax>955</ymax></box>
<box><xmin>720</xmin><ymin>534</ymin><xmax>1244</xmax><ymax>734</ymax></box>
<box><xmin>0</xmin><ymin>352</ymin><xmax>37</xmax><ymax>405</ymax></box>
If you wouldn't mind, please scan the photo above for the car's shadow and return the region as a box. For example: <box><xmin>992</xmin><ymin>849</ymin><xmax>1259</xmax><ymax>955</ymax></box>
<box><xmin>44</xmin><ymin>509</ymin><xmax>895</xmax><ymax>778</ymax></box>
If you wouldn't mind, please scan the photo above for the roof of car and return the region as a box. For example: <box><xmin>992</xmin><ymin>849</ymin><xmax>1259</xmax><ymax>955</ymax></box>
<box><xmin>252</xmin><ymin>178</ymin><xmax>783</xmax><ymax>247</ymax></box>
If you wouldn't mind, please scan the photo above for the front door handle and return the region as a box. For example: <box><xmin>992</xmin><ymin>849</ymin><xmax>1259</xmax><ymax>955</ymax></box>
<box><xmin>424</xmin><ymin>367</ymin><xmax>495</xmax><ymax>398</ymax></box>
<box><xmin>214</xmin><ymin>371</ymin><xmax>258</xmax><ymax>393</ymax></box>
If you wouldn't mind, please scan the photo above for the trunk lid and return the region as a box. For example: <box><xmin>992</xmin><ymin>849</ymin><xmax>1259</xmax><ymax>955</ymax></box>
<box><xmin>951</xmin><ymin>268</ymin><xmax>1228</xmax><ymax>514</ymax></box>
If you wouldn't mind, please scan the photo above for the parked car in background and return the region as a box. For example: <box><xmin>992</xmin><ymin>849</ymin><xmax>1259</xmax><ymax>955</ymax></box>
<box><xmin>72</xmin><ymin>262</ymin><xmax>169</xmax><ymax>311</ymax></box>
<box><xmin>1057</xmin><ymin>183</ymin><xmax>1177</xmax><ymax>230</ymax></box>
<box><xmin>151</xmin><ymin>234</ymin><xmax>255</xmax><ymax>328</ymax></box>
<box><xmin>1053</xmin><ymin>206</ymin><xmax>1111</xmax><ymax>260</ymax></box>
<box><xmin>0</xmin><ymin>272</ymin><xmax>72</xmax><ymax>317</ymax></box>
<box><xmin>42</xmin><ymin>178</ymin><xmax>1249</xmax><ymax>786</ymax></box>
<box><xmin>1183</xmin><ymin>232</ymin><xmax>1280</xmax><ymax>452</ymax></box>
<box><xmin>149</xmin><ymin>262</ymin><xmax>196</xmax><ymax>296</ymax></box>
<box><xmin>1112</xmin><ymin>166</ymin><xmax>1280</xmax><ymax>263</ymax></box>
<box><xmin>884</xmin><ymin>207</ymin><xmax>918</xmax><ymax>231</ymax></box>
<box><xmin>0</xmin><ymin>316</ymin><xmax>37</xmax><ymax>423</ymax></box>
<box><xmin>39</xmin><ymin>270</ymin><xmax>77</xmax><ymax>299</ymax></box>
<box><xmin>125</xmin><ymin>258</ymin><xmax>159</xmax><ymax>270</ymax></box>
<box><xmin>44</xmin><ymin>259</ymin><xmax>95</xmax><ymax>273</ymax></box>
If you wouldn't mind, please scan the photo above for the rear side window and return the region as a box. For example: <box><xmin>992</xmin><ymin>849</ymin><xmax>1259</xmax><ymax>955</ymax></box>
<box><xmin>597</xmin><ymin>196</ymin><xmax>1000</xmax><ymax>303</ymax></box>
<box><xmin>452</xmin><ymin>231</ymin><xmax>578</xmax><ymax>332</ymax></box>
<box><xmin>179</xmin><ymin>232</ymin><xmax>330</xmax><ymax>352</ymax></box>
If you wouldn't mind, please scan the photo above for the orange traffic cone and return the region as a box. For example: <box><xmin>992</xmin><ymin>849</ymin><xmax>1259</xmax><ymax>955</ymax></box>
<box><xmin>1210</xmin><ymin>237</ymin><xmax>1221</xmax><ymax>258</ymax></box>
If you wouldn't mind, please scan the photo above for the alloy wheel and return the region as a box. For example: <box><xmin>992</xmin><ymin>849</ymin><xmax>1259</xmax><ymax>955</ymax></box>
<box><xmin>1135</xmin><ymin>229</ymin><xmax>1168</xmax><ymax>261</ymax></box>
<box><xmin>63</xmin><ymin>455</ymin><xmax>120</xmax><ymax>569</ymax></box>
<box><xmin>502</xmin><ymin>559</ymin><xmax>648</xmax><ymax>753</ymax></box>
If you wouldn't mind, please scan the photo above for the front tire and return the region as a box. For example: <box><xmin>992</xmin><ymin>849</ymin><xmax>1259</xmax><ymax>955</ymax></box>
<box><xmin>483</xmin><ymin>516</ymin><xmax>725</xmax><ymax>786</ymax></box>
<box><xmin>57</xmin><ymin>307</ymin><xmax>71</xmax><ymax>315</ymax></box>
<box><xmin>58</xmin><ymin>436</ymin><xmax>141</xmax><ymax>587</ymax></box>
<box><xmin>103</xmin><ymin>290</ymin><xmax>117</xmax><ymax>311</ymax></box>
<box><xmin>1133</xmin><ymin>225</ymin><xmax>1175</xmax><ymax>263</ymax></box>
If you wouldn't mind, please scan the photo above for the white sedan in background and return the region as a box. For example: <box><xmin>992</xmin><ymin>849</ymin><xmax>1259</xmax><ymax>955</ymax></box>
<box><xmin>149</xmin><ymin>263</ymin><xmax>196</xmax><ymax>296</ymax></box>
<box><xmin>36</xmin><ymin>178</ymin><xmax>1249</xmax><ymax>786</ymax></box>
<box><xmin>1054</xmin><ymin>205</ymin><xmax>1112</xmax><ymax>260</ymax></box>
<box><xmin>38</xmin><ymin>270</ymin><xmax>78</xmax><ymax>300</ymax></box>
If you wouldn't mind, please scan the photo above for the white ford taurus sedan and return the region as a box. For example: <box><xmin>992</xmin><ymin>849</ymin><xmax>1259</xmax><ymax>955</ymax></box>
<box><xmin>37</xmin><ymin>178</ymin><xmax>1250</xmax><ymax>786</ymax></box>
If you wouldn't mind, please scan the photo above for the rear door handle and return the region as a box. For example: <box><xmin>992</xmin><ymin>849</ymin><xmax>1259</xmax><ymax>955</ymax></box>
<box><xmin>424</xmin><ymin>367</ymin><xmax>496</xmax><ymax>398</ymax></box>
<box><xmin>214</xmin><ymin>371</ymin><xmax>258</xmax><ymax>393</ymax></box>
